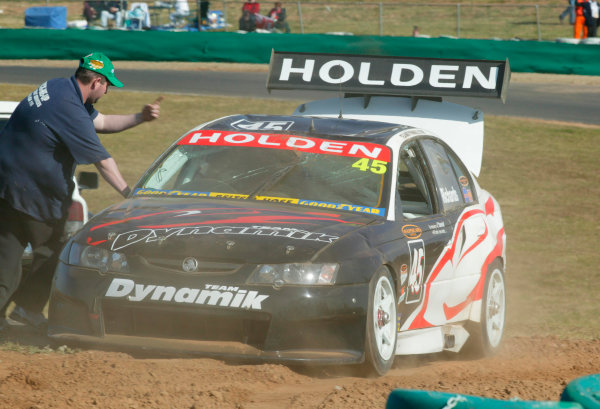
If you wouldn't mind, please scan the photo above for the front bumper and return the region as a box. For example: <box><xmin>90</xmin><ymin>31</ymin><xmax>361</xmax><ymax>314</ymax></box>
<box><xmin>48</xmin><ymin>262</ymin><xmax>370</xmax><ymax>365</ymax></box>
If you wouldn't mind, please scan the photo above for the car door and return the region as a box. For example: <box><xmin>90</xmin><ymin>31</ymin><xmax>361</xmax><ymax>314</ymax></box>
<box><xmin>419</xmin><ymin>137</ymin><xmax>489</xmax><ymax>324</ymax></box>
<box><xmin>395</xmin><ymin>140</ymin><xmax>455</xmax><ymax>331</ymax></box>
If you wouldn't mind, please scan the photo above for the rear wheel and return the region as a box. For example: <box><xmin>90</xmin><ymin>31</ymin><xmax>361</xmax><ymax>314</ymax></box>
<box><xmin>362</xmin><ymin>267</ymin><xmax>397</xmax><ymax>376</ymax></box>
<box><xmin>465</xmin><ymin>260</ymin><xmax>506</xmax><ymax>357</ymax></box>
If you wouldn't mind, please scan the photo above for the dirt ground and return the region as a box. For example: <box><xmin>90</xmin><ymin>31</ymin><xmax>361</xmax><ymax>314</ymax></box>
<box><xmin>0</xmin><ymin>322</ymin><xmax>598</xmax><ymax>409</ymax></box>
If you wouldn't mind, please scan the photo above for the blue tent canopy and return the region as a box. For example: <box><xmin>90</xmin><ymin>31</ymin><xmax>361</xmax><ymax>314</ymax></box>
<box><xmin>25</xmin><ymin>7</ymin><xmax>68</xmax><ymax>29</ymax></box>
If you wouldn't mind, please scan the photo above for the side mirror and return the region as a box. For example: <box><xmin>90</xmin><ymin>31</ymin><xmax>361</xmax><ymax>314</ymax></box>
<box><xmin>78</xmin><ymin>171</ymin><xmax>99</xmax><ymax>190</ymax></box>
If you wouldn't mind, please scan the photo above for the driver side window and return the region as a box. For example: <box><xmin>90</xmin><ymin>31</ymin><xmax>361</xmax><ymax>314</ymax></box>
<box><xmin>397</xmin><ymin>143</ymin><xmax>435</xmax><ymax>219</ymax></box>
<box><xmin>420</xmin><ymin>138</ymin><xmax>468</xmax><ymax>212</ymax></box>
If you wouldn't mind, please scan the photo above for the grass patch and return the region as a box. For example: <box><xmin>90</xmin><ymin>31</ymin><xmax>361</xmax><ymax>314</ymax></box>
<box><xmin>479</xmin><ymin>116</ymin><xmax>600</xmax><ymax>339</ymax></box>
<box><xmin>1</xmin><ymin>83</ymin><xmax>598</xmax><ymax>344</ymax></box>
<box><xmin>0</xmin><ymin>342</ymin><xmax>78</xmax><ymax>354</ymax></box>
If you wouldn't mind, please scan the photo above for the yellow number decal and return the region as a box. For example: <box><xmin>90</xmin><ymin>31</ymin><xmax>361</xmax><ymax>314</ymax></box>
<box><xmin>352</xmin><ymin>159</ymin><xmax>387</xmax><ymax>174</ymax></box>
<box><xmin>352</xmin><ymin>158</ymin><xmax>370</xmax><ymax>172</ymax></box>
<box><xmin>370</xmin><ymin>160</ymin><xmax>387</xmax><ymax>174</ymax></box>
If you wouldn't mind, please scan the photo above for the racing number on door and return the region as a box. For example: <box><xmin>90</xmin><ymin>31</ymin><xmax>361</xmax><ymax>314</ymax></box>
<box><xmin>352</xmin><ymin>158</ymin><xmax>387</xmax><ymax>174</ymax></box>
<box><xmin>406</xmin><ymin>240</ymin><xmax>425</xmax><ymax>304</ymax></box>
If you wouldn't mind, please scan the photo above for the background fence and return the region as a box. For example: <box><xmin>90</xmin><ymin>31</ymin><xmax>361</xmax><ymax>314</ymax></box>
<box><xmin>0</xmin><ymin>1</ymin><xmax>576</xmax><ymax>42</ymax></box>
<box><xmin>215</xmin><ymin>1</ymin><xmax>566</xmax><ymax>41</ymax></box>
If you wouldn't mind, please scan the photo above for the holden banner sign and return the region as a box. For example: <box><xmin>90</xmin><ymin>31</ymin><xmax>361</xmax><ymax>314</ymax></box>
<box><xmin>266</xmin><ymin>51</ymin><xmax>510</xmax><ymax>102</ymax></box>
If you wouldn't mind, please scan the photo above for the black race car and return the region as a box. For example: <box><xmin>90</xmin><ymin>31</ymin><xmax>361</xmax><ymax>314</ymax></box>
<box><xmin>48</xmin><ymin>52</ymin><xmax>509</xmax><ymax>376</ymax></box>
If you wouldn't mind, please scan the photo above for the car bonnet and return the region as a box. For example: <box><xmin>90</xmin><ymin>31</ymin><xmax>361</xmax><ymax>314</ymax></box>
<box><xmin>80</xmin><ymin>197</ymin><xmax>376</xmax><ymax>264</ymax></box>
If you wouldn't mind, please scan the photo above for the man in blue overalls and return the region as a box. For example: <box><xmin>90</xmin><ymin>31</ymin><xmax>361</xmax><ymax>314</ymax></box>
<box><xmin>0</xmin><ymin>52</ymin><xmax>162</xmax><ymax>331</ymax></box>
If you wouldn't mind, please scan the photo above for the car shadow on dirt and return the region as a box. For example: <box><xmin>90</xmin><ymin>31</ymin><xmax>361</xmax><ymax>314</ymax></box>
<box><xmin>283</xmin><ymin>351</ymin><xmax>482</xmax><ymax>378</ymax></box>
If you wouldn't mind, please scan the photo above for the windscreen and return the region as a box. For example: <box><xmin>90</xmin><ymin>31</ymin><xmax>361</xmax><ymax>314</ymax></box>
<box><xmin>135</xmin><ymin>130</ymin><xmax>392</xmax><ymax>217</ymax></box>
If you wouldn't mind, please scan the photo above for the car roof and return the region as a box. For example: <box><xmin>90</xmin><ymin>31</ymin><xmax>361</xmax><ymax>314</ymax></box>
<box><xmin>202</xmin><ymin>114</ymin><xmax>413</xmax><ymax>144</ymax></box>
<box><xmin>294</xmin><ymin>96</ymin><xmax>484</xmax><ymax>176</ymax></box>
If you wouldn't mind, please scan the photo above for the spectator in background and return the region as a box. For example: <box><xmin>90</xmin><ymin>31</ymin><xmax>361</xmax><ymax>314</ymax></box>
<box><xmin>268</xmin><ymin>2</ymin><xmax>290</xmax><ymax>33</ymax></box>
<box><xmin>169</xmin><ymin>0</ymin><xmax>190</xmax><ymax>27</ymax></box>
<box><xmin>239</xmin><ymin>9</ymin><xmax>256</xmax><ymax>31</ymax></box>
<box><xmin>100</xmin><ymin>0</ymin><xmax>124</xmax><ymax>28</ymax></box>
<box><xmin>574</xmin><ymin>0</ymin><xmax>590</xmax><ymax>38</ymax></box>
<box><xmin>588</xmin><ymin>0</ymin><xmax>599</xmax><ymax>36</ymax></box>
<box><xmin>559</xmin><ymin>0</ymin><xmax>576</xmax><ymax>24</ymax></box>
<box><xmin>83</xmin><ymin>1</ymin><xmax>98</xmax><ymax>25</ymax></box>
<box><xmin>242</xmin><ymin>0</ymin><xmax>260</xmax><ymax>14</ymax></box>
<box><xmin>199</xmin><ymin>0</ymin><xmax>210</xmax><ymax>26</ymax></box>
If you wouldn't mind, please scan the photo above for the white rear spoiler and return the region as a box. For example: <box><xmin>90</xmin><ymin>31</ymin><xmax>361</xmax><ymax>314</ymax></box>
<box><xmin>293</xmin><ymin>96</ymin><xmax>484</xmax><ymax>176</ymax></box>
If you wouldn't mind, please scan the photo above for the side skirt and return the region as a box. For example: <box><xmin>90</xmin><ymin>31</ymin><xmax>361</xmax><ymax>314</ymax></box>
<box><xmin>395</xmin><ymin>325</ymin><xmax>470</xmax><ymax>355</ymax></box>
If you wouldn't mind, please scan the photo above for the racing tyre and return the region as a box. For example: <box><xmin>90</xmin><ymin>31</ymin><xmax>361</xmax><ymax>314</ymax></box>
<box><xmin>361</xmin><ymin>266</ymin><xmax>397</xmax><ymax>376</ymax></box>
<box><xmin>464</xmin><ymin>260</ymin><xmax>506</xmax><ymax>357</ymax></box>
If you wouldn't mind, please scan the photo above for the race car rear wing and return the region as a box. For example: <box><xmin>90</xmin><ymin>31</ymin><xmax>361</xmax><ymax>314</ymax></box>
<box><xmin>267</xmin><ymin>51</ymin><xmax>511</xmax><ymax>176</ymax></box>
<box><xmin>266</xmin><ymin>51</ymin><xmax>510</xmax><ymax>103</ymax></box>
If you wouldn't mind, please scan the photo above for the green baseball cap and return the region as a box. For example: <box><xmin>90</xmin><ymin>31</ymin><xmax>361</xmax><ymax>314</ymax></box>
<box><xmin>79</xmin><ymin>52</ymin><xmax>123</xmax><ymax>88</ymax></box>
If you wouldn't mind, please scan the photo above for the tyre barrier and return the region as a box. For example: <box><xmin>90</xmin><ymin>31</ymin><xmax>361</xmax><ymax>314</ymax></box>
<box><xmin>386</xmin><ymin>374</ymin><xmax>600</xmax><ymax>409</ymax></box>
<box><xmin>561</xmin><ymin>374</ymin><xmax>600</xmax><ymax>409</ymax></box>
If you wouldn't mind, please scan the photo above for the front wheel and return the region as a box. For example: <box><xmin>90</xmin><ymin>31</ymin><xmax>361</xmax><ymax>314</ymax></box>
<box><xmin>361</xmin><ymin>266</ymin><xmax>397</xmax><ymax>376</ymax></box>
<box><xmin>465</xmin><ymin>260</ymin><xmax>506</xmax><ymax>357</ymax></box>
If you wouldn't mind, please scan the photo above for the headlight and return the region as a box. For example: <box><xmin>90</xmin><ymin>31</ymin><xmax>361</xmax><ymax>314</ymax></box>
<box><xmin>249</xmin><ymin>263</ymin><xmax>338</xmax><ymax>286</ymax></box>
<box><xmin>68</xmin><ymin>242</ymin><xmax>129</xmax><ymax>273</ymax></box>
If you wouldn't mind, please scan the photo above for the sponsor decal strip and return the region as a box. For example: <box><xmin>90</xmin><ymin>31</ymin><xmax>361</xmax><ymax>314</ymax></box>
<box><xmin>178</xmin><ymin>130</ymin><xmax>391</xmax><ymax>162</ymax></box>
<box><xmin>134</xmin><ymin>189</ymin><xmax>385</xmax><ymax>216</ymax></box>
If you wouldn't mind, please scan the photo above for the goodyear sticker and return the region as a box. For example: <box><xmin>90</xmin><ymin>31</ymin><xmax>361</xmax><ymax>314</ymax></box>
<box><xmin>209</xmin><ymin>192</ymin><xmax>249</xmax><ymax>200</ymax></box>
<box><xmin>255</xmin><ymin>195</ymin><xmax>300</xmax><ymax>204</ymax></box>
<box><xmin>298</xmin><ymin>199</ymin><xmax>385</xmax><ymax>216</ymax></box>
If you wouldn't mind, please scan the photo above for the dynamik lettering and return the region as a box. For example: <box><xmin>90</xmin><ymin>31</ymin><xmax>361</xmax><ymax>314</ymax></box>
<box><xmin>110</xmin><ymin>225</ymin><xmax>339</xmax><ymax>250</ymax></box>
<box><xmin>279</xmin><ymin>58</ymin><xmax>498</xmax><ymax>90</ymax></box>
<box><xmin>105</xmin><ymin>278</ymin><xmax>269</xmax><ymax>310</ymax></box>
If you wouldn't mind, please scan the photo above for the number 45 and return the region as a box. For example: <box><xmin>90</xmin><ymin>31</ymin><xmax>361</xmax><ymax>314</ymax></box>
<box><xmin>352</xmin><ymin>158</ymin><xmax>387</xmax><ymax>174</ymax></box>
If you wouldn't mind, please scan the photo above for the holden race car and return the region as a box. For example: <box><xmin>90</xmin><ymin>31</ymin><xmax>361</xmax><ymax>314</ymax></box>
<box><xmin>48</xmin><ymin>52</ymin><xmax>509</xmax><ymax>376</ymax></box>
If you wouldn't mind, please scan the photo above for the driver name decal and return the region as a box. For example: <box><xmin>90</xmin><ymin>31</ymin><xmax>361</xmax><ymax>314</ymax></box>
<box><xmin>178</xmin><ymin>130</ymin><xmax>390</xmax><ymax>162</ymax></box>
